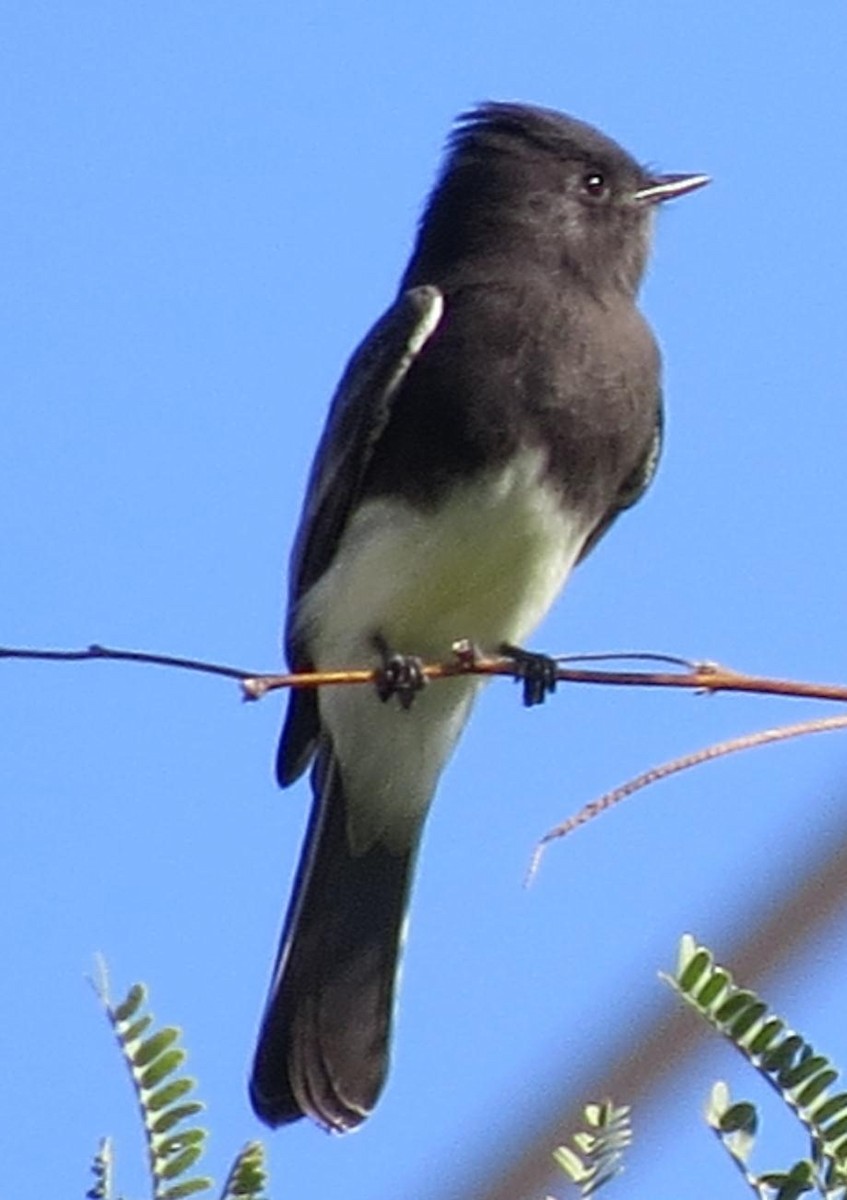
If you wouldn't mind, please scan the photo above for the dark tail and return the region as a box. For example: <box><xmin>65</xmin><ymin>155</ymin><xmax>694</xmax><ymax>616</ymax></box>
<box><xmin>250</xmin><ymin>750</ymin><xmax>421</xmax><ymax>1132</ymax></box>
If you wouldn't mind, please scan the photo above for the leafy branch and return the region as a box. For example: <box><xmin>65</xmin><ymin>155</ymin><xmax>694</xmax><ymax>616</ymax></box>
<box><xmin>552</xmin><ymin>937</ymin><xmax>847</xmax><ymax>1198</ymax></box>
<box><xmin>664</xmin><ymin>935</ymin><xmax>847</xmax><ymax>1199</ymax></box>
<box><xmin>553</xmin><ymin>1101</ymin><xmax>632</xmax><ymax>1197</ymax></box>
<box><xmin>91</xmin><ymin>962</ymin><xmax>268</xmax><ymax>1200</ymax></box>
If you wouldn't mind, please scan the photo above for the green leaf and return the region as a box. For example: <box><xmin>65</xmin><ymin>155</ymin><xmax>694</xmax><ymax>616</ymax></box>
<box><xmin>748</xmin><ymin>1017</ymin><xmax>785</xmax><ymax>1055</ymax></box>
<box><xmin>761</xmin><ymin>1033</ymin><xmax>804</xmax><ymax>1073</ymax></box>
<box><xmin>825</xmin><ymin>1133</ymin><xmax>847</xmax><ymax>1163</ymax></box>
<box><xmin>155</xmin><ymin>1129</ymin><xmax>206</xmax><ymax>1157</ymax></box>
<box><xmin>714</xmin><ymin>990</ymin><xmax>758</xmax><ymax>1023</ymax></box>
<box><xmin>793</xmin><ymin>1067</ymin><xmax>838</xmax><ymax>1106</ymax></box>
<box><xmin>133</xmin><ymin>1028</ymin><xmax>180</xmax><ymax>1069</ymax></box>
<box><xmin>819</xmin><ymin>1114</ymin><xmax>847</xmax><ymax>1143</ymax></box>
<box><xmin>812</xmin><ymin>1091</ymin><xmax>847</xmax><ymax>1124</ymax></box>
<box><xmin>779</xmin><ymin>1054</ymin><xmax>826</xmax><ymax>1089</ymax></box>
<box><xmin>159</xmin><ymin>1144</ymin><xmax>203</xmax><ymax>1180</ymax></box>
<box><xmin>219</xmin><ymin>1143</ymin><xmax>267</xmax><ymax>1200</ymax></box>
<box><xmin>697</xmin><ymin>967</ymin><xmax>730</xmax><ymax>1008</ymax></box>
<box><xmin>676</xmin><ymin>932</ymin><xmax>697</xmax><ymax>970</ymax></box>
<box><xmin>553</xmin><ymin>1145</ymin><xmax>591</xmax><ymax>1183</ymax></box>
<box><xmin>719</xmin><ymin>1102</ymin><xmax>758</xmax><ymax>1136</ymax></box>
<box><xmin>120</xmin><ymin>1015</ymin><xmax>154</xmax><ymax>1045</ymax></box>
<box><xmin>146</xmin><ymin>1078</ymin><xmax>194</xmax><ymax>1112</ymax></box>
<box><xmin>159</xmin><ymin>1178</ymin><xmax>213</xmax><ymax>1200</ymax></box>
<box><xmin>678</xmin><ymin>946</ymin><xmax>712</xmax><ymax>992</ymax></box>
<box><xmin>138</xmin><ymin>1048</ymin><xmax>186</xmax><ymax>1090</ymax></box>
<box><xmin>759</xmin><ymin>1159</ymin><xmax>816</xmax><ymax>1199</ymax></box>
<box><xmin>114</xmin><ymin>983</ymin><xmax>146</xmax><ymax>1023</ymax></box>
<box><xmin>150</xmin><ymin>1102</ymin><xmax>205</xmax><ymax>1135</ymax></box>
<box><xmin>728</xmin><ymin>1000</ymin><xmax>767</xmax><ymax>1040</ymax></box>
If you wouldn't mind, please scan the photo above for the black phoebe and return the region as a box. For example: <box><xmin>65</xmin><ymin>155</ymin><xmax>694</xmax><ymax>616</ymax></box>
<box><xmin>250</xmin><ymin>102</ymin><xmax>708</xmax><ymax>1132</ymax></box>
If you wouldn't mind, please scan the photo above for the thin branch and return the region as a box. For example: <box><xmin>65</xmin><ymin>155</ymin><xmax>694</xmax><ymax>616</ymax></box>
<box><xmin>6</xmin><ymin>641</ymin><xmax>847</xmax><ymax>706</ymax></box>
<box><xmin>528</xmin><ymin>713</ymin><xmax>847</xmax><ymax>881</ymax></box>
<box><xmin>0</xmin><ymin>643</ymin><xmax>255</xmax><ymax>682</ymax></box>
<box><xmin>555</xmin><ymin>650</ymin><xmax>699</xmax><ymax>670</ymax></box>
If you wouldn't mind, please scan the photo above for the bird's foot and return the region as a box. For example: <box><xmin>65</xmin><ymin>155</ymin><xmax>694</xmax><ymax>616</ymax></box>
<box><xmin>373</xmin><ymin>635</ymin><xmax>426</xmax><ymax>710</ymax></box>
<box><xmin>499</xmin><ymin>643</ymin><xmax>558</xmax><ymax>708</ymax></box>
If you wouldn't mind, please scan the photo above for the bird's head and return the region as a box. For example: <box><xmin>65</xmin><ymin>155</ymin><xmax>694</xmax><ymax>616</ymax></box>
<box><xmin>408</xmin><ymin>102</ymin><xmax>709</xmax><ymax>297</ymax></box>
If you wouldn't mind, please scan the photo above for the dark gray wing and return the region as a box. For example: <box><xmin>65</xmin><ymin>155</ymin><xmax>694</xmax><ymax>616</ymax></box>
<box><xmin>277</xmin><ymin>284</ymin><xmax>445</xmax><ymax>785</ymax></box>
<box><xmin>577</xmin><ymin>399</ymin><xmax>663</xmax><ymax>564</ymax></box>
<box><xmin>615</xmin><ymin>399</ymin><xmax>663</xmax><ymax>510</ymax></box>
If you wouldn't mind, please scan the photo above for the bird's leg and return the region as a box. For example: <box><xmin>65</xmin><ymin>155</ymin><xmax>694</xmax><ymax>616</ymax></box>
<box><xmin>372</xmin><ymin>633</ymin><xmax>427</xmax><ymax>711</ymax></box>
<box><xmin>499</xmin><ymin>643</ymin><xmax>559</xmax><ymax>708</ymax></box>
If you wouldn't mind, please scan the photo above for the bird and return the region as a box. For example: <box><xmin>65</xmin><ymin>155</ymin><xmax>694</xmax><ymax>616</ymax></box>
<box><xmin>250</xmin><ymin>101</ymin><xmax>708</xmax><ymax>1133</ymax></box>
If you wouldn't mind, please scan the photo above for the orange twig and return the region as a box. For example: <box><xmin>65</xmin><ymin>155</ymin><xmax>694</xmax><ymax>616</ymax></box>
<box><xmin>4</xmin><ymin>641</ymin><xmax>847</xmax><ymax>706</ymax></box>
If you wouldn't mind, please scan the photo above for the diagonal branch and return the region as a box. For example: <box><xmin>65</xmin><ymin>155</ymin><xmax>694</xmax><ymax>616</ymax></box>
<box><xmin>529</xmin><ymin>713</ymin><xmax>847</xmax><ymax>881</ymax></box>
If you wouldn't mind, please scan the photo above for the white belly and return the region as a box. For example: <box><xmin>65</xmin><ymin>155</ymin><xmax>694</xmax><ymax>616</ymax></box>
<box><xmin>295</xmin><ymin>448</ymin><xmax>590</xmax><ymax>849</ymax></box>
<box><xmin>299</xmin><ymin>446</ymin><xmax>589</xmax><ymax>665</ymax></box>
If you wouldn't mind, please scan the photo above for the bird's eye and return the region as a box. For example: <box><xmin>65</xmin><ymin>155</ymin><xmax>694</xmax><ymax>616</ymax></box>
<box><xmin>581</xmin><ymin>170</ymin><xmax>609</xmax><ymax>199</ymax></box>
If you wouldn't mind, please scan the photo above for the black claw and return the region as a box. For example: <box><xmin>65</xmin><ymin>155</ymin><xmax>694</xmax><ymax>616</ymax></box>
<box><xmin>372</xmin><ymin>635</ymin><xmax>426</xmax><ymax>710</ymax></box>
<box><xmin>499</xmin><ymin>643</ymin><xmax>559</xmax><ymax>708</ymax></box>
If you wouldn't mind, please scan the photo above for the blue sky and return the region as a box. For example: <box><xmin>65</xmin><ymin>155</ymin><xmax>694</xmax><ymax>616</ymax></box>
<box><xmin>4</xmin><ymin>4</ymin><xmax>847</xmax><ymax>1197</ymax></box>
